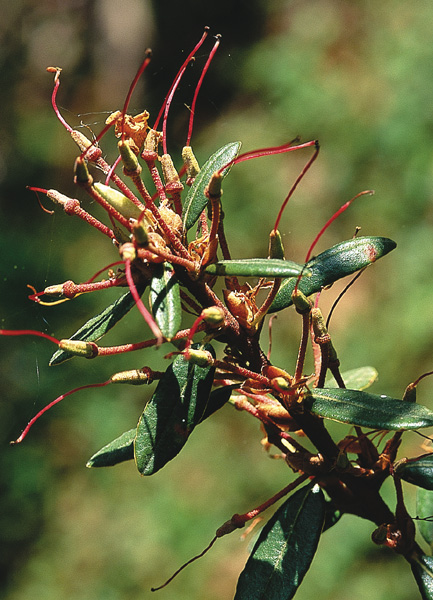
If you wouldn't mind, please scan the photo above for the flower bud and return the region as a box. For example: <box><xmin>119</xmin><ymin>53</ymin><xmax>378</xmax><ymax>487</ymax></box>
<box><xmin>93</xmin><ymin>182</ymin><xmax>143</xmax><ymax>220</ymax></box>
<box><xmin>58</xmin><ymin>339</ymin><xmax>98</xmax><ymax>358</ymax></box>
<box><xmin>70</xmin><ymin>130</ymin><xmax>102</xmax><ymax>161</ymax></box>
<box><xmin>132</xmin><ymin>220</ymin><xmax>149</xmax><ymax>246</ymax></box>
<box><xmin>291</xmin><ymin>288</ymin><xmax>311</xmax><ymax>313</ymax></box>
<box><xmin>111</xmin><ymin>369</ymin><xmax>151</xmax><ymax>384</ymax></box>
<box><xmin>272</xmin><ymin>376</ymin><xmax>292</xmax><ymax>391</ymax></box>
<box><xmin>119</xmin><ymin>242</ymin><xmax>136</xmax><ymax>261</ymax></box>
<box><xmin>268</xmin><ymin>229</ymin><xmax>285</xmax><ymax>260</ymax></box>
<box><xmin>205</xmin><ymin>171</ymin><xmax>223</xmax><ymax>198</ymax></box>
<box><xmin>186</xmin><ymin>349</ymin><xmax>214</xmax><ymax>367</ymax></box>
<box><xmin>74</xmin><ymin>157</ymin><xmax>93</xmax><ymax>186</ymax></box>
<box><xmin>119</xmin><ymin>140</ymin><xmax>141</xmax><ymax>174</ymax></box>
<box><xmin>182</xmin><ymin>146</ymin><xmax>200</xmax><ymax>181</ymax></box>
<box><xmin>201</xmin><ymin>306</ymin><xmax>225</xmax><ymax>326</ymax></box>
<box><xmin>160</xmin><ymin>154</ymin><xmax>184</xmax><ymax>193</ymax></box>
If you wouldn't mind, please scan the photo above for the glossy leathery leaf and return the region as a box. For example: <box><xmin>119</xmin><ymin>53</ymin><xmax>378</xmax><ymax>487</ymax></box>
<box><xmin>417</xmin><ymin>488</ymin><xmax>433</xmax><ymax>547</ymax></box>
<box><xmin>50</xmin><ymin>286</ymin><xmax>147</xmax><ymax>365</ymax></box>
<box><xmin>199</xmin><ymin>384</ymin><xmax>236</xmax><ymax>422</ymax></box>
<box><xmin>86</xmin><ymin>429</ymin><xmax>135</xmax><ymax>468</ymax></box>
<box><xmin>134</xmin><ymin>343</ymin><xmax>216</xmax><ymax>475</ymax></box>
<box><xmin>205</xmin><ymin>258</ymin><xmax>308</xmax><ymax>278</ymax></box>
<box><xmin>182</xmin><ymin>142</ymin><xmax>241</xmax><ymax>231</ymax></box>
<box><xmin>149</xmin><ymin>262</ymin><xmax>181</xmax><ymax>340</ymax></box>
<box><xmin>396</xmin><ymin>454</ymin><xmax>433</xmax><ymax>490</ymax></box>
<box><xmin>270</xmin><ymin>236</ymin><xmax>396</xmax><ymax>313</ymax></box>
<box><xmin>234</xmin><ymin>483</ymin><xmax>325</xmax><ymax>600</ymax></box>
<box><xmin>325</xmin><ymin>366</ymin><xmax>378</xmax><ymax>390</ymax></box>
<box><xmin>304</xmin><ymin>388</ymin><xmax>433</xmax><ymax>430</ymax></box>
<box><xmin>411</xmin><ymin>553</ymin><xmax>433</xmax><ymax>600</ymax></box>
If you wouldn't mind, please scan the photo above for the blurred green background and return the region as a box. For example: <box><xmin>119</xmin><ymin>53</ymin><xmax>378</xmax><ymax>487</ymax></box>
<box><xmin>1</xmin><ymin>1</ymin><xmax>433</xmax><ymax>599</ymax></box>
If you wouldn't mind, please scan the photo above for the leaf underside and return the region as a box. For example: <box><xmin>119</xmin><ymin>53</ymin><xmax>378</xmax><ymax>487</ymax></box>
<box><xmin>234</xmin><ymin>483</ymin><xmax>325</xmax><ymax>600</ymax></box>
<box><xmin>305</xmin><ymin>388</ymin><xmax>433</xmax><ymax>430</ymax></box>
<box><xmin>270</xmin><ymin>236</ymin><xmax>396</xmax><ymax>313</ymax></box>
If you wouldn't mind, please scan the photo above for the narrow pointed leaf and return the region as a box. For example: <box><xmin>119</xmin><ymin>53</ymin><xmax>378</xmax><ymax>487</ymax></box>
<box><xmin>205</xmin><ymin>258</ymin><xmax>308</xmax><ymax>278</ymax></box>
<box><xmin>134</xmin><ymin>344</ymin><xmax>216</xmax><ymax>475</ymax></box>
<box><xmin>86</xmin><ymin>429</ymin><xmax>135</xmax><ymax>468</ymax></box>
<box><xmin>182</xmin><ymin>142</ymin><xmax>241</xmax><ymax>231</ymax></box>
<box><xmin>411</xmin><ymin>553</ymin><xmax>433</xmax><ymax>600</ymax></box>
<box><xmin>304</xmin><ymin>388</ymin><xmax>433</xmax><ymax>430</ymax></box>
<box><xmin>199</xmin><ymin>384</ymin><xmax>236</xmax><ymax>422</ymax></box>
<box><xmin>234</xmin><ymin>484</ymin><xmax>325</xmax><ymax>600</ymax></box>
<box><xmin>325</xmin><ymin>366</ymin><xmax>378</xmax><ymax>390</ymax></box>
<box><xmin>50</xmin><ymin>286</ymin><xmax>147</xmax><ymax>365</ymax></box>
<box><xmin>149</xmin><ymin>262</ymin><xmax>181</xmax><ymax>340</ymax></box>
<box><xmin>396</xmin><ymin>454</ymin><xmax>433</xmax><ymax>490</ymax></box>
<box><xmin>270</xmin><ymin>237</ymin><xmax>396</xmax><ymax>313</ymax></box>
<box><xmin>417</xmin><ymin>488</ymin><xmax>433</xmax><ymax>547</ymax></box>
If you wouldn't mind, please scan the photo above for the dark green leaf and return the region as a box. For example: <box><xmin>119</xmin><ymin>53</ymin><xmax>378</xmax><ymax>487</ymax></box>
<box><xmin>205</xmin><ymin>258</ymin><xmax>308</xmax><ymax>278</ymax></box>
<box><xmin>199</xmin><ymin>384</ymin><xmax>235</xmax><ymax>422</ymax></box>
<box><xmin>325</xmin><ymin>366</ymin><xmax>378</xmax><ymax>390</ymax></box>
<box><xmin>234</xmin><ymin>484</ymin><xmax>325</xmax><ymax>600</ymax></box>
<box><xmin>270</xmin><ymin>237</ymin><xmax>396</xmax><ymax>313</ymax></box>
<box><xmin>182</xmin><ymin>142</ymin><xmax>241</xmax><ymax>231</ymax></box>
<box><xmin>149</xmin><ymin>262</ymin><xmax>181</xmax><ymax>340</ymax></box>
<box><xmin>396</xmin><ymin>454</ymin><xmax>433</xmax><ymax>490</ymax></box>
<box><xmin>322</xmin><ymin>501</ymin><xmax>343</xmax><ymax>532</ymax></box>
<box><xmin>417</xmin><ymin>488</ymin><xmax>433</xmax><ymax>547</ymax></box>
<box><xmin>304</xmin><ymin>388</ymin><xmax>433</xmax><ymax>430</ymax></box>
<box><xmin>49</xmin><ymin>286</ymin><xmax>147</xmax><ymax>365</ymax></box>
<box><xmin>134</xmin><ymin>344</ymin><xmax>216</xmax><ymax>475</ymax></box>
<box><xmin>86</xmin><ymin>429</ymin><xmax>135</xmax><ymax>468</ymax></box>
<box><xmin>411</xmin><ymin>553</ymin><xmax>433</xmax><ymax>600</ymax></box>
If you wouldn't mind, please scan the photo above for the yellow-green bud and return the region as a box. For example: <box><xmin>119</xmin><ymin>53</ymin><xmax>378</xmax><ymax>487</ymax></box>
<box><xmin>291</xmin><ymin>288</ymin><xmax>311</xmax><ymax>313</ymax></box>
<box><xmin>111</xmin><ymin>370</ymin><xmax>150</xmax><ymax>384</ymax></box>
<box><xmin>119</xmin><ymin>242</ymin><xmax>136</xmax><ymax>261</ymax></box>
<box><xmin>272</xmin><ymin>376</ymin><xmax>292</xmax><ymax>391</ymax></box>
<box><xmin>182</xmin><ymin>146</ymin><xmax>200</xmax><ymax>180</ymax></box>
<box><xmin>93</xmin><ymin>182</ymin><xmax>143</xmax><ymax>220</ymax></box>
<box><xmin>132</xmin><ymin>220</ymin><xmax>149</xmax><ymax>246</ymax></box>
<box><xmin>311</xmin><ymin>308</ymin><xmax>329</xmax><ymax>340</ymax></box>
<box><xmin>58</xmin><ymin>339</ymin><xmax>97</xmax><ymax>358</ymax></box>
<box><xmin>119</xmin><ymin>141</ymin><xmax>141</xmax><ymax>174</ymax></box>
<box><xmin>268</xmin><ymin>229</ymin><xmax>285</xmax><ymax>260</ymax></box>
<box><xmin>201</xmin><ymin>306</ymin><xmax>225</xmax><ymax>326</ymax></box>
<box><xmin>186</xmin><ymin>349</ymin><xmax>214</xmax><ymax>367</ymax></box>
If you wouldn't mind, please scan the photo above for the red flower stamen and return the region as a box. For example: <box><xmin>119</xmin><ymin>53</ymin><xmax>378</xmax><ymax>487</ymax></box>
<box><xmin>11</xmin><ymin>380</ymin><xmax>112</xmax><ymax>444</ymax></box>
<box><xmin>186</xmin><ymin>34</ymin><xmax>221</xmax><ymax>146</ymax></box>
<box><xmin>153</xmin><ymin>27</ymin><xmax>210</xmax><ymax>131</ymax></box>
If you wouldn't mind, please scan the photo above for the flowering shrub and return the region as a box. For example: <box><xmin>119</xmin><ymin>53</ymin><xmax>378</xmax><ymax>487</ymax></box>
<box><xmin>3</xmin><ymin>29</ymin><xmax>433</xmax><ymax>599</ymax></box>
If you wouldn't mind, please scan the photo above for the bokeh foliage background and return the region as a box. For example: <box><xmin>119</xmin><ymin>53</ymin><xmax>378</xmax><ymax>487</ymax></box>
<box><xmin>1</xmin><ymin>1</ymin><xmax>433</xmax><ymax>598</ymax></box>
